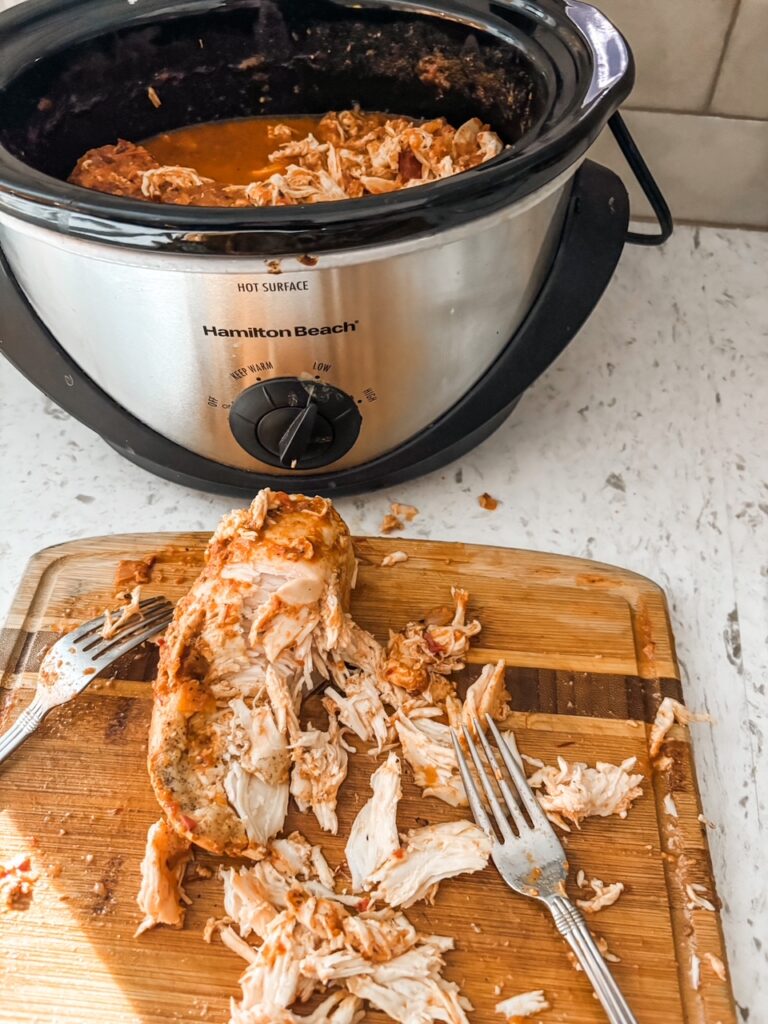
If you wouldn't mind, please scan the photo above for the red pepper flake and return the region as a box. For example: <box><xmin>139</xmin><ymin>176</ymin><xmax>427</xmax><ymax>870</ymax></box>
<box><xmin>356</xmin><ymin>897</ymin><xmax>370</xmax><ymax>912</ymax></box>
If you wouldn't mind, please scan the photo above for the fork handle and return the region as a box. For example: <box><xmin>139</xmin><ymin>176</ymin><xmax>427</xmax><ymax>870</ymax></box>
<box><xmin>0</xmin><ymin>697</ymin><xmax>49</xmax><ymax>766</ymax></box>
<box><xmin>548</xmin><ymin>896</ymin><xmax>639</xmax><ymax>1024</ymax></box>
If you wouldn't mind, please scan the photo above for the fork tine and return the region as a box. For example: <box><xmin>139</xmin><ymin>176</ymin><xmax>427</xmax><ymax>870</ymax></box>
<box><xmin>460</xmin><ymin>723</ymin><xmax>516</xmax><ymax>842</ymax></box>
<box><xmin>67</xmin><ymin>595</ymin><xmax>169</xmax><ymax>645</ymax></box>
<box><xmin>90</xmin><ymin>607</ymin><xmax>173</xmax><ymax>661</ymax></box>
<box><xmin>82</xmin><ymin>599</ymin><xmax>173</xmax><ymax>652</ymax></box>
<box><xmin>473</xmin><ymin>718</ymin><xmax>530</xmax><ymax>834</ymax></box>
<box><xmin>484</xmin><ymin>715</ymin><xmax>553</xmax><ymax>829</ymax></box>
<box><xmin>91</xmin><ymin>615</ymin><xmax>172</xmax><ymax>664</ymax></box>
<box><xmin>450</xmin><ymin>729</ymin><xmax>494</xmax><ymax>838</ymax></box>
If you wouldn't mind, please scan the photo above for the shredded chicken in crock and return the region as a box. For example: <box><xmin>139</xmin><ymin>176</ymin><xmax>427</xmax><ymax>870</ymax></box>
<box><xmin>69</xmin><ymin>110</ymin><xmax>505</xmax><ymax>207</ymax></box>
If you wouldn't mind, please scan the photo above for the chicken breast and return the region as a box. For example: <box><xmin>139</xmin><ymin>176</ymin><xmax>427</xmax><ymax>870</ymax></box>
<box><xmin>368</xmin><ymin>820</ymin><xmax>492</xmax><ymax>908</ymax></box>
<box><xmin>345</xmin><ymin>752</ymin><xmax>402</xmax><ymax>892</ymax></box>
<box><xmin>148</xmin><ymin>490</ymin><xmax>383</xmax><ymax>856</ymax></box>
<box><xmin>134</xmin><ymin>817</ymin><xmax>191</xmax><ymax>936</ymax></box>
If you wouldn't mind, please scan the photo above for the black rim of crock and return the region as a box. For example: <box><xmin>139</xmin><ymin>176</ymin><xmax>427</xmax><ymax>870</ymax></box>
<box><xmin>0</xmin><ymin>0</ymin><xmax>635</xmax><ymax>254</ymax></box>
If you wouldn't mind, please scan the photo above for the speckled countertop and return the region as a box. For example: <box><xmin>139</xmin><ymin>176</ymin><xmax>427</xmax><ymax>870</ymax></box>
<box><xmin>0</xmin><ymin>224</ymin><xmax>765</xmax><ymax>1019</ymax></box>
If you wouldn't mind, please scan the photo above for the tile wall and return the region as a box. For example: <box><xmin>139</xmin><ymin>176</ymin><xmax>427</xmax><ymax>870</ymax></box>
<box><xmin>588</xmin><ymin>0</ymin><xmax>767</xmax><ymax>227</ymax></box>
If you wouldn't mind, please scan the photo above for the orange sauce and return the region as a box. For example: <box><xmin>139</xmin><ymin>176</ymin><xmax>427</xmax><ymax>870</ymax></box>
<box><xmin>144</xmin><ymin>114</ymin><xmax>396</xmax><ymax>185</ymax></box>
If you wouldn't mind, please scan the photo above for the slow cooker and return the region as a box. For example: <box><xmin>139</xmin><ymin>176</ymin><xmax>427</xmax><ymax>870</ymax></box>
<box><xmin>0</xmin><ymin>0</ymin><xmax>671</xmax><ymax>496</ymax></box>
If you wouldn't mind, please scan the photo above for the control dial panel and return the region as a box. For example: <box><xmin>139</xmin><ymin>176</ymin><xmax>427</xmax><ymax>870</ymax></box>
<box><xmin>229</xmin><ymin>378</ymin><xmax>362</xmax><ymax>469</ymax></box>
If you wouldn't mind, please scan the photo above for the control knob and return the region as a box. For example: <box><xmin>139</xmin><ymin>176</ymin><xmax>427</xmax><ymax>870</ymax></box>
<box><xmin>229</xmin><ymin>377</ymin><xmax>362</xmax><ymax>469</ymax></box>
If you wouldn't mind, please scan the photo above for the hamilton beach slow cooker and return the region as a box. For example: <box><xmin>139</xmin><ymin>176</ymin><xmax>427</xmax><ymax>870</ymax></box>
<box><xmin>0</xmin><ymin>0</ymin><xmax>671</xmax><ymax>496</ymax></box>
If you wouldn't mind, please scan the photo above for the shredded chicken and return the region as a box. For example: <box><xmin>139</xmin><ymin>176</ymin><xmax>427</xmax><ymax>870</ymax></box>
<box><xmin>346</xmin><ymin>942</ymin><xmax>472</xmax><ymax>1024</ymax></box>
<box><xmin>381</xmin><ymin>551</ymin><xmax>409</xmax><ymax>567</ymax></box>
<box><xmin>368</xmin><ymin>820</ymin><xmax>492</xmax><ymax>908</ymax></box>
<box><xmin>384</xmin><ymin>587</ymin><xmax>481</xmax><ymax>694</ymax></box>
<box><xmin>70</xmin><ymin>112</ymin><xmax>505</xmax><ymax>208</ymax></box>
<box><xmin>0</xmin><ymin>855</ymin><xmax>36</xmax><ymax>912</ymax></box>
<box><xmin>101</xmin><ymin>584</ymin><xmax>142</xmax><ymax>639</ymax></box>
<box><xmin>394</xmin><ymin>710</ymin><xmax>467</xmax><ymax>806</ymax></box>
<box><xmin>703</xmin><ymin>951</ymin><xmax>727</xmax><ymax>981</ymax></box>
<box><xmin>291</xmin><ymin>707</ymin><xmax>354</xmax><ymax>834</ymax></box>
<box><xmin>135</xmin><ymin>818</ymin><xmax>191</xmax><ymax>936</ymax></box>
<box><xmin>527</xmin><ymin>756</ymin><xmax>644</xmax><ymax>831</ymax></box>
<box><xmin>690</xmin><ymin>953</ymin><xmax>701</xmax><ymax>991</ymax></box>
<box><xmin>495</xmin><ymin>990</ymin><xmax>550</xmax><ymax>1019</ymax></box>
<box><xmin>220</xmin><ymin>855</ymin><xmax>469</xmax><ymax>1024</ymax></box>
<box><xmin>663</xmin><ymin>792</ymin><xmax>679</xmax><ymax>818</ymax></box>
<box><xmin>685</xmin><ymin>883</ymin><xmax>716</xmax><ymax>912</ymax></box>
<box><xmin>575</xmin><ymin>877</ymin><xmax>624</xmax><ymax>913</ymax></box>
<box><xmin>147</xmin><ymin>490</ymin><xmax>388</xmax><ymax>857</ymax></box>
<box><xmin>346</xmin><ymin>752</ymin><xmax>402</xmax><ymax>893</ymax></box>
<box><xmin>454</xmin><ymin>659</ymin><xmax>509</xmax><ymax>732</ymax></box>
<box><xmin>649</xmin><ymin>697</ymin><xmax>711</xmax><ymax>760</ymax></box>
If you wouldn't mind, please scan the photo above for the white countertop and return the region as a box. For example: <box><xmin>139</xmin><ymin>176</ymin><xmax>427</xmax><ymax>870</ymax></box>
<box><xmin>0</xmin><ymin>224</ymin><xmax>765</xmax><ymax>1019</ymax></box>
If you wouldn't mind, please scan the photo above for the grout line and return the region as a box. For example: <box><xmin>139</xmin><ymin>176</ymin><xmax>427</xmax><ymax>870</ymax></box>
<box><xmin>703</xmin><ymin>0</ymin><xmax>743</xmax><ymax>111</ymax></box>
<box><xmin>622</xmin><ymin>104</ymin><xmax>766</xmax><ymax>125</ymax></box>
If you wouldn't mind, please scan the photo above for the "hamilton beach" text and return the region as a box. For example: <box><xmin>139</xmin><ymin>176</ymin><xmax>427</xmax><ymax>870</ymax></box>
<box><xmin>202</xmin><ymin>321</ymin><xmax>358</xmax><ymax>339</ymax></box>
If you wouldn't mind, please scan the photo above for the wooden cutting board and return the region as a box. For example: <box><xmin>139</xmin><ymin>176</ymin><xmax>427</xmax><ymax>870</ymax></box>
<box><xmin>0</xmin><ymin>534</ymin><xmax>736</xmax><ymax>1024</ymax></box>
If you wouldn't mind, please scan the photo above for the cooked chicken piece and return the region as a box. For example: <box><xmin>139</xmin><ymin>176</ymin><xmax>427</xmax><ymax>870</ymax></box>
<box><xmin>575</xmin><ymin>877</ymin><xmax>624</xmax><ymax>913</ymax></box>
<box><xmin>346</xmin><ymin>939</ymin><xmax>472</xmax><ymax>1024</ymax></box>
<box><xmin>270</xmin><ymin>831</ymin><xmax>335</xmax><ymax>890</ymax></box>
<box><xmin>222</xmin><ymin>864</ymin><xmax>284</xmax><ymax>940</ymax></box>
<box><xmin>230</xmin><ymin>912</ymin><xmax>306</xmax><ymax>1020</ymax></box>
<box><xmin>325</xmin><ymin>672</ymin><xmax>390</xmax><ymax>750</ymax></box>
<box><xmin>291</xmin><ymin>708</ymin><xmax>353</xmax><ymax>833</ymax></box>
<box><xmin>225</xmin><ymin>701</ymin><xmax>289</xmax><ymax>847</ymax></box>
<box><xmin>527</xmin><ymin>757</ymin><xmax>644</xmax><ymax>831</ymax></box>
<box><xmin>649</xmin><ymin>697</ymin><xmax>711</xmax><ymax>760</ymax></box>
<box><xmin>702</xmin><ymin>952</ymin><xmax>727</xmax><ymax>981</ymax></box>
<box><xmin>380</xmin><ymin>551</ymin><xmax>409</xmax><ymax>567</ymax></box>
<box><xmin>369</xmin><ymin>820</ymin><xmax>492</xmax><ymax>908</ymax></box>
<box><xmin>495</xmin><ymin>990</ymin><xmax>550</xmax><ymax>1019</ymax></box>
<box><xmin>394</xmin><ymin>710</ymin><xmax>467</xmax><ymax>807</ymax></box>
<box><xmin>384</xmin><ymin>587</ymin><xmax>480</xmax><ymax>694</ymax></box>
<box><xmin>101</xmin><ymin>584</ymin><xmax>142</xmax><ymax>639</ymax></box>
<box><xmin>346</xmin><ymin>752</ymin><xmax>402</xmax><ymax>892</ymax></box>
<box><xmin>458</xmin><ymin>659</ymin><xmax>509</xmax><ymax>731</ymax></box>
<box><xmin>221</xmin><ymin>844</ymin><xmax>466</xmax><ymax>1024</ymax></box>
<box><xmin>148</xmin><ymin>490</ymin><xmax>385</xmax><ymax>857</ymax></box>
<box><xmin>685</xmin><ymin>882</ymin><xmax>716</xmax><ymax>912</ymax></box>
<box><xmin>134</xmin><ymin>818</ymin><xmax>191</xmax><ymax>936</ymax></box>
<box><xmin>342</xmin><ymin>909</ymin><xmax>417</xmax><ymax>961</ymax></box>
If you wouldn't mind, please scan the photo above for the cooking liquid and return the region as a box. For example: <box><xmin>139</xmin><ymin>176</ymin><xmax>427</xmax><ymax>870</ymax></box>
<box><xmin>143</xmin><ymin>114</ymin><xmax>391</xmax><ymax>185</ymax></box>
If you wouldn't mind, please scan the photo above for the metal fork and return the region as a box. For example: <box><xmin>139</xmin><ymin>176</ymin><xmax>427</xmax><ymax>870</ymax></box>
<box><xmin>452</xmin><ymin>715</ymin><xmax>639</xmax><ymax>1024</ymax></box>
<box><xmin>0</xmin><ymin>595</ymin><xmax>173</xmax><ymax>765</ymax></box>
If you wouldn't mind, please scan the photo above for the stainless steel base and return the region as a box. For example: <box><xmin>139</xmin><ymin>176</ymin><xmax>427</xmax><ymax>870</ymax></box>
<box><xmin>0</xmin><ymin>164</ymin><xmax>576</xmax><ymax>473</ymax></box>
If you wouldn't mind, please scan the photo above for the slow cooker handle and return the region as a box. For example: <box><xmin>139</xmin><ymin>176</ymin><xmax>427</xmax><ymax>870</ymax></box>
<box><xmin>609</xmin><ymin>113</ymin><xmax>673</xmax><ymax>246</ymax></box>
